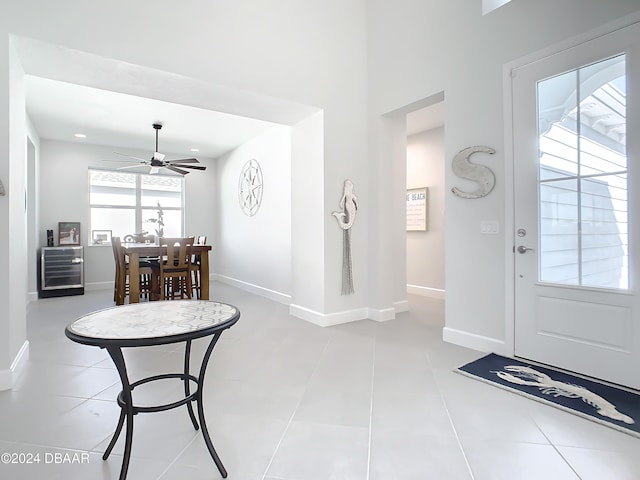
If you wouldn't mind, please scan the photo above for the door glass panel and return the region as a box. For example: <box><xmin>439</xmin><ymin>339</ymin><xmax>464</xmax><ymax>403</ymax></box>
<box><xmin>581</xmin><ymin>173</ymin><xmax>628</xmax><ymax>288</ymax></box>
<box><xmin>539</xmin><ymin>179</ymin><xmax>579</xmax><ymax>284</ymax></box>
<box><xmin>537</xmin><ymin>54</ymin><xmax>628</xmax><ymax>289</ymax></box>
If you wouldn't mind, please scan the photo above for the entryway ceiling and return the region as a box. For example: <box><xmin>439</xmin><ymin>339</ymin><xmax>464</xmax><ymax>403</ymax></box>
<box><xmin>25</xmin><ymin>76</ymin><xmax>278</xmax><ymax>159</ymax></box>
<box><xmin>16</xmin><ymin>35</ymin><xmax>317</xmax><ymax>160</ymax></box>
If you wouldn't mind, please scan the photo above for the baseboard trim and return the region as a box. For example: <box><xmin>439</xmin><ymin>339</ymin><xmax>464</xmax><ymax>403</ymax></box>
<box><xmin>394</xmin><ymin>300</ymin><xmax>409</xmax><ymax>313</ymax></box>
<box><xmin>85</xmin><ymin>281</ymin><xmax>112</xmax><ymax>292</ymax></box>
<box><xmin>407</xmin><ymin>284</ymin><xmax>445</xmax><ymax>299</ymax></box>
<box><xmin>0</xmin><ymin>340</ymin><xmax>30</xmax><ymax>391</ymax></box>
<box><xmin>442</xmin><ymin>327</ymin><xmax>507</xmax><ymax>355</ymax></box>
<box><xmin>369</xmin><ymin>306</ymin><xmax>397</xmax><ymax>322</ymax></box>
<box><xmin>289</xmin><ymin>304</ymin><xmax>370</xmax><ymax>327</ymax></box>
<box><xmin>214</xmin><ymin>274</ymin><xmax>292</xmax><ymax>305</ymax></box>
<box><xmin>213</xmin><ymin>274</ymin><xmax>401</xmax><ymax>326</ymax></box>
<box><xmin>0</xmin><ymin>370</ymin><xmax>10</xmax><ymax>391</ymax></box>
<box><xmin>289</xmin><ymin>304</ymin><xmax>402</xmax><ymax>326</ymax></box>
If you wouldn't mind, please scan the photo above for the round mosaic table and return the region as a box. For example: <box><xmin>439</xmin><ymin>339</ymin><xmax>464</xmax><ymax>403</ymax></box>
<box><xmin>65</xmin><ymin>301</ymin><xmax>240</xmax><ymax>480</ymax></box>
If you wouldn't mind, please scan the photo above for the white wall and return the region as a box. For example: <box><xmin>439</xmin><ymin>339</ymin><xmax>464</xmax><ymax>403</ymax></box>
<box><xmin>2</xmin><ymin>0</ymin><xmax>640</xmax><ymax>389</ymax></box>
<box><xmin>37</xmin><ymin>140</ymin><xmax>217</xmax><ymax>289</ymax></box>
<box><xmin>367</xmin><ymin>0</ymin><xmax>640</xmax><ymax>354</ymax></box>
<box><xmin>25</xmin><ymin>117</ymin><xmax>40</xmax><ymax>299</ymax></box>
<box><xmin>406</xmin><ymin>127</ymin><xmax>445</xmax><ymax>296</ymax></box>
<box><xmin>0</xmin><ymin>0</ymin><xmax>369</xmax><ymax>321</ymax></box>
<box><xmin>0</xmin><ymin>38</ymin><xmax>28</xmax><ymax>389</ymax></box>
<box><xmin>183</xmin><ymin>153</ymin><xmax>218</xmax><ymax>247</ymax></box>
<box><xmin>290</xmin><ymin>112</ymin><xmax>327</xmax><ymax>318</ymax></box>
<box><xmin>215</xmin><ymin>125</ymin><xmax>292</xmax><ymax>303</ymax></box>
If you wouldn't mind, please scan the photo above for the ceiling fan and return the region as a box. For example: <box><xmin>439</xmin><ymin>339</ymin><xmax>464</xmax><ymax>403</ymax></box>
<box><xmin>115</xmin><ymin>123</ymin><xmax>206</xmax><ymax>175</ymax></box>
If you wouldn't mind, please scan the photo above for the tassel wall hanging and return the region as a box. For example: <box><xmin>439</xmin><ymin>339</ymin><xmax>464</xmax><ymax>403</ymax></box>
<box><xmin>331</xmin><ymin>179</ymin><xmax>358</xmax><ymax>295</ymax></box>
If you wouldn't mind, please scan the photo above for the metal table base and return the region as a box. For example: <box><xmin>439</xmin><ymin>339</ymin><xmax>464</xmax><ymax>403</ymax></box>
<box><xmin>102</xmin><ymin>336</ymin><xmax>227</xmax><ymax>480</ymax></box>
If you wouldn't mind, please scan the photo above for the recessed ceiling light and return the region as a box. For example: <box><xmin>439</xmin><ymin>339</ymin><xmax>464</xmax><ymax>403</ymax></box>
<box><xmin>74</xmin><ymin>133</ymin><xmax>87</xmax><ymax>138</ymax></box>
<box><xmin>190</xmin><ymin>148</ymin><xmax>200</xmax><ymax>153</ymax></box>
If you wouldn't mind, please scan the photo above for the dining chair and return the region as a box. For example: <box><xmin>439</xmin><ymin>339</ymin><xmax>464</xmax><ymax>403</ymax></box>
<box><xmin>111</xmin><ymin>237</ymin><xmax>124</xmax><ymax>303</ymax></box>
<box><xmin>157</xmin><ymin>237</ymin><xmax>195</xmax><ymax>300</ymax></box>
<box><xmin>111</xmin><ymin>237</ymin><xmax>156</xmax><ymax>305</ymax></box>
<box><xmin>190</xmin><ymin>235</ymin><xmax>207</xmax><ymax>299</ymax></box>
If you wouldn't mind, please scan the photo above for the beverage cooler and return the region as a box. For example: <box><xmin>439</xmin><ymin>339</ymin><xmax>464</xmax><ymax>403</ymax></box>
<box><xmin>39</xmin><ymin>246</ymin><xmax>84</xmax><ymax>298</ymax></box>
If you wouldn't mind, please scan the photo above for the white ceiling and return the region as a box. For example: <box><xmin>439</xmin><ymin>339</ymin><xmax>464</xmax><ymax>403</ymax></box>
<box><xmin>26</xmin><ymin>74</ymin><xmax>444</xmax><ymax>161</ymax></box>
<box><xmin>16</xmin><ymin>35</ymin><xmax>317</xmax><ymax>162</ymax></box>
<box><xmin>18</xmin><ymin>35</ymin><xmax>442</xmax><ymax>162</ymax></box>
<box><xmin>25</xmin><ymin>75</ymin><xmax>279</xmax><ymax>160</ymax></box>
<box><xmin>406</xmin><ymin>102</ymin><xmax>444</xmax><ymax>136</ymax></box>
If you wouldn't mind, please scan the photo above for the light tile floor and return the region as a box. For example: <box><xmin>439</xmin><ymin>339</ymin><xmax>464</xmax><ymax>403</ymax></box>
<box><xmin>1</xmin><ymin>283</ymin><xmax>639</xmax><ymax>479</ymax></box>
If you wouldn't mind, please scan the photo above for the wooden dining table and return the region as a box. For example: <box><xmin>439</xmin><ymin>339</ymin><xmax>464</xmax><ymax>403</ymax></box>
<box><xmin>121</xmin><ymin>243</ymin><xmax>212</xmax><ymax>303</ymax></box>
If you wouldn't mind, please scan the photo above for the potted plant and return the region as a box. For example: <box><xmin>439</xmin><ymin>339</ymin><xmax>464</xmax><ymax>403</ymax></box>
<box><xmin>145</xmin><ymin>201</ymin><xmax>165</xmax><ymax>241</ymax></box>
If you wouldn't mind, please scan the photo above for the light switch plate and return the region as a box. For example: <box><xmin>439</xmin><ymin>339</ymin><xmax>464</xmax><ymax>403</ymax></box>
<box><xmin>480</xmin><ymin>220</ymin><xmax>499</xmax><ymax>234</ymax></box>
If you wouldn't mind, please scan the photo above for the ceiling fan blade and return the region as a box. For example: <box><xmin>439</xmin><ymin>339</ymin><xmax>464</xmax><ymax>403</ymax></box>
<box><xmin>117</xmin><ymin>164</ymin><xmax>148</xmax><ymax>171</ymax></box>
<box><xmin>169</xmin><ymin>158</ymin><xmax>199</xmax><ymax>164</ymax></box>
<box><xmin>171</xmin><ymin>164</ymin><xmax>207</xmax><ymax>171</ymax></box>
<box><xmin>166</xmin><ymin>165</ymin><xmax>190</xmax><ymax>175</ymax></box>
<box><xmin>153</xmin><ymin>152</ymin><xmax>166</xmax><ymax>161</ymax></box>
<box><xmin>114</xmin><ymin>152</ymin><xmax>149</xmax><ymax>163</ymax></box>
<box><xmin>104</xmin><ymin>159</ymin><xmax>145</xmax><ymax>164</ymax></box>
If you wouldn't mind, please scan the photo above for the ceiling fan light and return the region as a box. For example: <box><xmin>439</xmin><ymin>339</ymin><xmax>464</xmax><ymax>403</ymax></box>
<box><xmin>113</xmin><ymin>124</ymin><xmax>203</xmax><ymax>176</ymax></box>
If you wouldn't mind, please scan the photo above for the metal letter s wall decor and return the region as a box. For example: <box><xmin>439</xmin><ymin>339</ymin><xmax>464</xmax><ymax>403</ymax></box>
<box><xmin>331</xmin><ymin>179</ymin><xmax>358</xmax><ymax>295</ymax></box>
<box><xmin>451</xmin><ymin>146</ymin><xmax>496</xmax><ymax>199</ymax></box>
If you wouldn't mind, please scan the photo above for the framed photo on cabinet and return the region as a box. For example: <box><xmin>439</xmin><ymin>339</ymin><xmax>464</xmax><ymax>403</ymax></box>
<box><xmin>59</xmin><ymin>222</ymin><xmax>81</xmax><ymax>246</ymax></box>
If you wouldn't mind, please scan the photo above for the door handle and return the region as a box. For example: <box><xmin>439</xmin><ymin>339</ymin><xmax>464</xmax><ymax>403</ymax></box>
<box><xmin>516</xmin><ymin>245</ymin><xmax>533</xmax><ymax>254</ymax></box>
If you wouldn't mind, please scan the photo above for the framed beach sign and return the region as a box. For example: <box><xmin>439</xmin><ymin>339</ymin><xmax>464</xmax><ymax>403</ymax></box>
<box><xmin>406</xmin><ymin>188</ymin><xmax>428</xmax><ymax>231</ymax></box>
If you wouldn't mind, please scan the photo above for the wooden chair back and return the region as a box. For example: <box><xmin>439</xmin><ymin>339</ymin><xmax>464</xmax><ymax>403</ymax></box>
<box><xmin>111</xmin><ymin>237</ymin><xmax>127</xmax><ymax>304</ymax></box>
<box><xmin>188</xmin><ymin>235</ymin><xmax>208</xmax><ymax>299</ymax></box>
<box><xmin>111</xmin><ymin>237</ymin><xmax>125</xmax><ymax>270</ymax></box>
<box><xmin>159</xmin><ymin>237</ymin><xmax>194</xmax><ymax>270</ymax></box>
<box><xmin>158</xmin><ymin>237</ymin><xmax>195</xmax><ymax>299</ymax></box>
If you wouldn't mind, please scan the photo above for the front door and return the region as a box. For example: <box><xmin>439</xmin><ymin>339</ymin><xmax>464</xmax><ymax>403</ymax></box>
<box><xmin>513</xmin><ymin>22</ymin><xmax>640</xmax><ymax>389</ymax></box>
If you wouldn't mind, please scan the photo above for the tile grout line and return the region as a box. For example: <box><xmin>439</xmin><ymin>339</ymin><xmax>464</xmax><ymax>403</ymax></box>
<box><xmin>425</xmin><ymin>313</ymin><xmax>477</xmax><ymax>479</ymax></box>
<box><xmin>438</xmin><ymin>386</ymin><xmax>476</xmax><ymax>480</ymax></box>
<box><xmin>531</xmin><ymin>416</ymin><xmax>583</xmax><ymax>480</ymax></box>
<box><xmin>259</xmin><ymin>339</ymin><xmax>331</xmax><ymax>480</ymax></box>
<box><xmin>365</xmin><ymin>335</ymin><xmax>376</xmax><ymax>480</ymax></box>
<box><xmin>155</xmin><ymin>433</ymin><xmax>200</xmax><ymax>480</ymax></box>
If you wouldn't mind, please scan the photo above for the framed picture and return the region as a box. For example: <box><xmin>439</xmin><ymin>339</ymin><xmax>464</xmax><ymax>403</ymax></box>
<box><xmin>91</xmin><ymin>229</ymin><xmax>112</xmax><ymax>245</ymax></box>
<box><xmin>406</xmin><ymin>188</ymin><xmax>428</xmax><ymax>231</ymax></box>
<box><xmin>59</xmin><ymin>222</ymin><xmax>81</xmax><ymax>246</ymax></box>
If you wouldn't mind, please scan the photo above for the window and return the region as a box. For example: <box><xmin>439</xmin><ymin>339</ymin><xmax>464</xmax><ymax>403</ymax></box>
<box><xmin>537</xmin><ymin>54</ymin><xmax>628</xmax><ymax>289</ymax></box>
<box><xmin>89</xmin><ymin>169</ymin><xmax>184</xmax><ymax>241</ymax></box>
